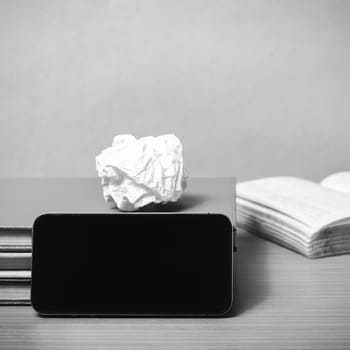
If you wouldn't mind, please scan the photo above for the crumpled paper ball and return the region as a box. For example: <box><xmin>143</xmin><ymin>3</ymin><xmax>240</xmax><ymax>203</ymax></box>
<box><xmin>96</xmin><ymin>134</ymin><xmax>187</xmax><ymax>211</ymax></box>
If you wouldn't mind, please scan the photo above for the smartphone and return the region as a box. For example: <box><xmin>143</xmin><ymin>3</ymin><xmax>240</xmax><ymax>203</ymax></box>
<box><xmin>31</xmin><ymin>213</ymin><xmax>233</xmax><ymax>316</ymax></box>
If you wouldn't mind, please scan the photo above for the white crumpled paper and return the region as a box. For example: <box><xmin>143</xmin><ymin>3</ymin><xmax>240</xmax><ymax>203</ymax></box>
<box><xmin>96</xmin><ymin>134</ymin><xmax>187</xmax><ymax>211</ymax></box>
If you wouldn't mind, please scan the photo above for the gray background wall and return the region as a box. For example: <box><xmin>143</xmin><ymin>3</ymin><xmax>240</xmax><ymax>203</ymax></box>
<box><xmin>0</xmin><ymin>0</ymin><xmax>349</xmax><ymax>181</ymax></box>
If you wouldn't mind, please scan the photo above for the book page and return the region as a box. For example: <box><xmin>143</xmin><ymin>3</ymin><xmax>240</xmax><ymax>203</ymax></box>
<box><xmin>321</xmin><ymin>172</ymin><xmax>350</xmax><ymax>195</ymax></box>
<box><xmin>237</xmin><ymin>197</ymin><xmax>315</xmax><ymax>240</ymax></box>
<box><xmin>237</xmin><ymin>177</ymin><xmax>350</xmax><ymax>230</ymax></box>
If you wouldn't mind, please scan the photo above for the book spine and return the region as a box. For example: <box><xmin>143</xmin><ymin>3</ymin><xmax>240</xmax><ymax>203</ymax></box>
<box><xmin>0</xmin><ymin>253</ymin><xmax>32</xmax><ymax>270</ymax></box>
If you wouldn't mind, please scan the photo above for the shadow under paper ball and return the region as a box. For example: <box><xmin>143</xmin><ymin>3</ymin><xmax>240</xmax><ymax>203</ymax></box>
<box><xmin>138</xmin><ymin>193</ymin><xmax>209</xmax><ymax>212</ymax></box>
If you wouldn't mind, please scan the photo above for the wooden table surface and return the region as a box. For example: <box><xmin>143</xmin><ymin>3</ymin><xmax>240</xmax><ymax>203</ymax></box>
<box><xmin>1</xmin><ymin>229</ymin><xmax>350</xmax><ymax>350</ymax></box>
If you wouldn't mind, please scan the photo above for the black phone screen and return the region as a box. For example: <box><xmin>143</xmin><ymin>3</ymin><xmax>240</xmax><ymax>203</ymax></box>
<box><xmin>31</xmin><ymin>213</ymin><xmax>233</xmax><ymax>316</ymax></box>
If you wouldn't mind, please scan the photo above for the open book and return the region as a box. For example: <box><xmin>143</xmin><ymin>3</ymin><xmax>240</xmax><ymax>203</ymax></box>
<box><xmin>237</xmin><ymin>172</ymin><xmax>350</xmax><ymax>258</ymax></box>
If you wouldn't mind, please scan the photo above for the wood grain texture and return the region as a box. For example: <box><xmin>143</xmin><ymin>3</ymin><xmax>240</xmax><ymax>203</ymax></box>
<box><xmin>1</xmin><ymin>229</ymin><xmax>350</xmax><ymax>350</ymax></box>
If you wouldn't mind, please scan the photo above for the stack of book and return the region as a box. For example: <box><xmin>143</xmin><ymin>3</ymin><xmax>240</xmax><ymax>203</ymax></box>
<box><xmin>0</xmin><ymin>229</ymin><xmax>31</xmax><ymax>304</ymax></box>
<box><xmin>0</xmin><ymin>177</ymin><xmax>235</xmax><ymax>304</ymax></box>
